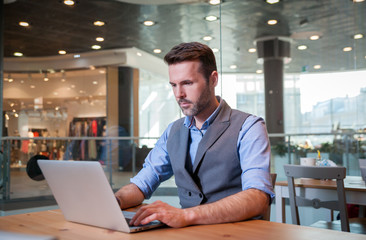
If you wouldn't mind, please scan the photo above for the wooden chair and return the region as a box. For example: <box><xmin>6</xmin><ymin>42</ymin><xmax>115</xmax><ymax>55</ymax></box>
<box><xmin>284</xmin><ymin>164</ymin><xmax>366</xmax><ymax>233</ymax></box>
<box><xmin>263</xmin><ymin>173</ymin><xmax>277</xmax><ymax>221</ymax></box>
<box><xmin>284</xmin><ymin>165</ymin><xmax>350</xmax><ymax>231</ymax></box>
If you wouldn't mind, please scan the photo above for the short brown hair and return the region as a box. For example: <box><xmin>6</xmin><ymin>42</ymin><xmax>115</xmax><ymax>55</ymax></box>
<box><xmin>164</xmin><ymin>42</ymin><xmax>217</xmax><ymax>82</ymax></box>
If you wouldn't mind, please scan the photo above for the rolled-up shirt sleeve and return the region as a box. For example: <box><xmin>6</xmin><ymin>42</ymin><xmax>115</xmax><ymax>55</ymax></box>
<box><xmin>238</xmin><ymin>115</ymin><xmax>275</xmax><ymax>201</ymax></box>
<box><xmin>130</xmin><ymin>124</ymin><xmax>174</xmax><ymax>199</ymax></box>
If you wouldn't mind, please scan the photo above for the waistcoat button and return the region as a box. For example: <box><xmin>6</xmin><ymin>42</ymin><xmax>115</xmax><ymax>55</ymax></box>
<box><xmin>188</xmin><ymin>192</ymin><xmax>192</xmax><ymax>196</ymax></box>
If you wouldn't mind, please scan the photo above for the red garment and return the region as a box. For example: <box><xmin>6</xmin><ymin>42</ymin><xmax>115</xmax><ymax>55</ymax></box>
<box><xmin>92</xmin><ymin>120</ymin><xmax>98</xmax><ymax>136</ymax></box>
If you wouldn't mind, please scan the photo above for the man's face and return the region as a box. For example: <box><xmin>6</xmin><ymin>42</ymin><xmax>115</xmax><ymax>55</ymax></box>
<box><xmin>168</xmin><ymin>60</ymin><xmax>215</xmax><ymax>117</ymax></box>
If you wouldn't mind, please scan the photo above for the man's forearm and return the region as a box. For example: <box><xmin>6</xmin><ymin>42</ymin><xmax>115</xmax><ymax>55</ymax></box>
<box><xmin>115</xmin><ymin>183</ymin><xmax>145</xmax><ymax>209</ymax></box>
<box><xmin>184</xmin><ymin>189</ymin><xmax>269</xmax><ymax>225</ymax></box>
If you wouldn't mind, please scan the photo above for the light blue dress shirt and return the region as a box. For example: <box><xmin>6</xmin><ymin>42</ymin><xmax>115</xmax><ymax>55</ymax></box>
<box><xmin>131</xmin><ymin>97</ymin><xmax>275</xmax><ymax>201</ymax></box>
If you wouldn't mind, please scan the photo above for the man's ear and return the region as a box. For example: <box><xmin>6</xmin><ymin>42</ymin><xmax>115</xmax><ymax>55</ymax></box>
<box><xmin>210</xmin><ymin>71</ymin><xmax>219</xmax><ymax>87</ymax></box>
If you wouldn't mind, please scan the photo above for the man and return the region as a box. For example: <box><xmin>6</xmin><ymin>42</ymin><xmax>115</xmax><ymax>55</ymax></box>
<box><xmin>115</xmin><ymin>42</ymin><xmax>274</xmax><ymax>228</ymax></box>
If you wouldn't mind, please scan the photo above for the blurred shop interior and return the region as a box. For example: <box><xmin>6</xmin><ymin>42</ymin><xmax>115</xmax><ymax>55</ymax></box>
<box><xmin>1</xmin><ymin>0</ymin><xmax>366</xmax><ymax>222</ymax></box>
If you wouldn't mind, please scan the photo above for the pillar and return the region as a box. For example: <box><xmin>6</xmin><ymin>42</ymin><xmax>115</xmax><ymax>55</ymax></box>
<box><xmin>256</xmin><ymin>37</ymin><xmax>290</xmax><ymax>144</ymax></box>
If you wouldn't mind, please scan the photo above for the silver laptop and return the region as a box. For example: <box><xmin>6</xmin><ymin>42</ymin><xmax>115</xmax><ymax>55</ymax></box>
<box><xmin>38</xmin><ymin>160</ymin><xmax>163</xmax><ymax>233</ymax></box>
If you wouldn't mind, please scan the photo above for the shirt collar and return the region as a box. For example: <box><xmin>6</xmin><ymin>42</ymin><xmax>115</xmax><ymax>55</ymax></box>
<box><xmin>183</xmin><ymin>96</ymin><xmax>223</xmax><ymax>130</ymax></box>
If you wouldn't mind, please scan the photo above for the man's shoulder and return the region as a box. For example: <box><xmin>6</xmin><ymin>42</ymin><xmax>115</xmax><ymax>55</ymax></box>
<box><xmin>167</xmin><ymin>117</ymin><xmax>185</xmax><ymax>137</ymax></box>
<box><xmin>230</xmin><ymin>108</ymin><xmax>252</xmax><ymax>122</ymax></box>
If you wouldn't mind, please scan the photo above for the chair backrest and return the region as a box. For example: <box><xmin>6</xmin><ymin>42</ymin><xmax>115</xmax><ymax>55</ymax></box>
<box><xmin>283</xmin><ymin>164</ymin><xmax>350</xmax><ymax>232</ymax></box>
<box><xmin>262</xmin><ymin>173</ymin><xmax>277</xmax><ymax>221</ymax></box>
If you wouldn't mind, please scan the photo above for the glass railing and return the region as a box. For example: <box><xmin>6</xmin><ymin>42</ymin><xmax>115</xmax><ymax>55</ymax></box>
<box><xmin>0</xmin><ymin>136</ymin><xmax>159</xmax><ymax>200</ymax></box>
<box><xmin>0</xmin><ymin>132</ymin><xmax>365</xmax><ymax>201</ymax></box>
<box><xmin>269</xmin><ymin>132</ymin><xmax>366</xmax><ymax>181</ymax></box>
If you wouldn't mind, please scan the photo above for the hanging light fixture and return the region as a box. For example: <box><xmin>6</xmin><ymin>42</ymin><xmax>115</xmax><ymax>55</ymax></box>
<box><xmin>8</xmin><ymin>73</ymin><xmax>14</xmax><ymax>82</ymax></box>
<box><xmin>44</xmin><ymin>72</ymin><xmax>49</xmax><ymax>82</ymax></box>
<box><xmin>61</xmin><ymin>71</ymin><xmax>66</xmax><ymax>82</ymax></box>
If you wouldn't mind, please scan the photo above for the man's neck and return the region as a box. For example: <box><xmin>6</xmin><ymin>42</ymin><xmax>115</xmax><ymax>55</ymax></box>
<box><xmin>194</xmin><ymin>97</ymin><xmax>220</xmax><ymax>129</ymax></box>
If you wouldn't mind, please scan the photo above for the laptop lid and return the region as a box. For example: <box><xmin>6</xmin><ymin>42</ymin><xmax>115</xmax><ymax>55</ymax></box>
<box><xmin>38</xmin><ymin>160</ymin><xmax>159</xmax><ymax>233</ymax></box>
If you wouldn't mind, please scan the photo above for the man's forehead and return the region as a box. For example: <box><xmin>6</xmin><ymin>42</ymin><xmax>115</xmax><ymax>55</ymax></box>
<box><xmin>168</xmin><ymin>60</ymin><xmax>201</xmax><ymax>69</ymax></box>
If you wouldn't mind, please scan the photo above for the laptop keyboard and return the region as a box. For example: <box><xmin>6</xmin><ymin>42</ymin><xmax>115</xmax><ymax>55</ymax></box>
<box><xmin>126</xmin><ymin>217</ymin><xmax>160</xmax><ymax>227</ymax></box>
<box><xmin>123</xmin><ymin>211</ymin><xmax>161</xmax><ymax>227</ymax></box>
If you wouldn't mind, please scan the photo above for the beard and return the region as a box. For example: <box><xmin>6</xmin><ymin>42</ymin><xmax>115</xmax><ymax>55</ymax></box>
<box><xmin>178</xmin><ymin>84</ymin><xmax>212</xmax><ymax>117</ymax></box>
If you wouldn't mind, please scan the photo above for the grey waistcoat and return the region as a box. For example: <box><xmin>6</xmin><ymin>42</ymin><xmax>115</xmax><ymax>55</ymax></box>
<box><xmin>166</xmin><ymin>100</ymin><xmax>250</xmax><ymax>208</ymax></box>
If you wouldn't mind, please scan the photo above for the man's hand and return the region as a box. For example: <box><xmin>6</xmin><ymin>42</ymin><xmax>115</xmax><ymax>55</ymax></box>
<box><xmin>129</xmin><ymin>189</ymin><xmax>268</xmax><ymax>228</ymax></box>
<box><xmin>129</xmin><ymin>200</ymin><xmax>191</xmax><ymax>228</ymax></box>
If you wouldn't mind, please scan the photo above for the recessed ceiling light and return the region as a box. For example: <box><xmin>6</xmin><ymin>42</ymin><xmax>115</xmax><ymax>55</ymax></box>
<box><xmin>212</xmin><ymin>48</ymin><xmax>219</xmax><ymax>53</ymax></box>
<box><xmin>92</xmin><ymin>81</ymin><xmax>98</xmax><ymax>85</ymax></box>
<box><xmin>93</xmin><ymin>21</ymin><xmax>105</xmax><ymax>26</ymax></box>
<box><xmin>137</xmin><ymin>52</ymin><xmax>142</xmax><ymax>57</ymax></box>
<box><xmin>353</xmin><ymin>0</ymin><xmax>365</xmax><ymax>2</ymax></box>
<box><xmin>354</xmin><ymin>33</ymin><xmax>363</xmax><ymax>39</ymax></box>
<box><xmin>20</xmin><ymin>80</ymin><xmax>24</xmax><ymax>84</ymax></box>
<box><xmin>310</xmin><ymin>35</ymin><xmax>320</xmax><ymax>40</ymax></box>
<box><xmin>205</xmin><ymin>15</ymin><xmax>218</xmax><ymax>21</ymax></box>
<box><xmin>266</xmin><ymin>0</ymin><xmax>280</xmax><ymax>4</ymax></box>
<box><xmin>53</xmin><ymin>92</ymin><xmax>59</xmax><ymax>96</ymax></box>
<box><xmin>153</xmin><ymin>49</ymin><xmax>162</xmax><ymax>54</ymax></box>
<box><xmin>30</xmin><ymin>85</ymin><xmax>35</xmax><ymax>88</ymax></box>
<box><xmin>63</xmin><ymin>0</ymin><xmax>75</xmax><ymax>6</ymax></box>
<box><xmin>58</xmin><ymin>50</ymin><xmax>66</xmax><ymax>55</ymax></box>
<box><xmin>71</xmin><ymin>84</ymin><xmax>75</xmax><ymax>88</ymax></box>
<box><xmin>91</xmin><ymin>45</ymin><xmax>101</xmax><ymax>50</ymax></box>
<box><xmin>313</xmin><ymin>65</ymin><xmax>321</xmax><ymax>69</ymax></box>
<box><xmin>12</xmin><ymin>109</ymin><xmax>16</xmax><ymax>113</ymax></box>
<box><xmin>248</xmin><ymin>48</ymin><xmax>256</xmax><ymax>53</ymax></box>
<box><xmin>96</xmin><ymin>37</ymin><xmax>104</xmax><ymax>42</ymax></box>
<box><xmin>14</xmin><ymin>113</ymin><xmax>19</xmax><ymax>118</ymax></box>
<box><xmin>267</xmin><ymin>19</ymin><xmax>278</xmax><ymax>25</ymax></box>
<box><xmin>143</xmin><ymin>20</ymin><xmax>155</xmax><ymax>26</ymax></box>
<box><xmin>44</xmin><ymin>77</ymin><xmax>49</xmax><ymax>82</ymax></box>
<box><xmin>14</xmin><ymin>52</ymin><xmax>23</xmax><ymax>57</ymax></box>
<box><xmin>203</xmin><ymin>36</ymin><xmax>213</xmax><ymax>41</ymax></box>
<box><xmin>230</xmin><ymin>65</ymin><xmax>237</xmax><ymax>69</ymax></box>
<box><xmin>61</xmin><ymin>78</ymin><xmax>66</xmax><ymax>82</ymax></box>
<box><xmin>343</xmin><ymin>47</ymin><xmax>352</xmax><ymax>52</ymax></box>
<box><xmin>19</xmin><ymin>21</ymin><xmax>29</xmax><ymax>27</ymax></box>
<box><xmin>209</xmin><ymin>0</ymin><xmax>221</xmax><ymax>5</ymax></box>
<box><xmin>297</xmin><ymin>45</ymin><xmax>307</xmax><ymax>50</ymax></box>
<box><xmin>74</xmin><ymin>54</ymin><xmax>80</xmax><ymax>58</ymax></box>
<box><xmin>8</xmin><ymin>78</ymin><xmax>14</xmax><ymax>83</ymax></box>
<box><xmin>256</xmin><ymin>69</ymin><xmax>263</xmax><ymax>74</ymax></box>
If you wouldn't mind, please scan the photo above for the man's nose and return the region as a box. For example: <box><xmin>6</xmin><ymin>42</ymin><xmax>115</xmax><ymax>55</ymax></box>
<box><xmin>175</xmin><ymin>86</ymin><xmax>185</xmax><ymax>98</ymax></box>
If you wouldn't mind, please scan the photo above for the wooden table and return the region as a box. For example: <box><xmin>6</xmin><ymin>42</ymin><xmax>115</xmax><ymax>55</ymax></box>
<box><xmin>0</xmin><ymin>209</ymin><xmax>365</xmax><ymax>240</ymax></box>
<box><xmin>275</xmin><ymin>176</ymin><xmax>366</xmax><ymax>223</ymax></box>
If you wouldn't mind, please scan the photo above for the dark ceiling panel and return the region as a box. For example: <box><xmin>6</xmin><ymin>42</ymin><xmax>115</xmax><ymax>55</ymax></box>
<box><xmin>3</xmin><ymin>0</ymin><xmax>366</xmax><ymax>73</ymax></box>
